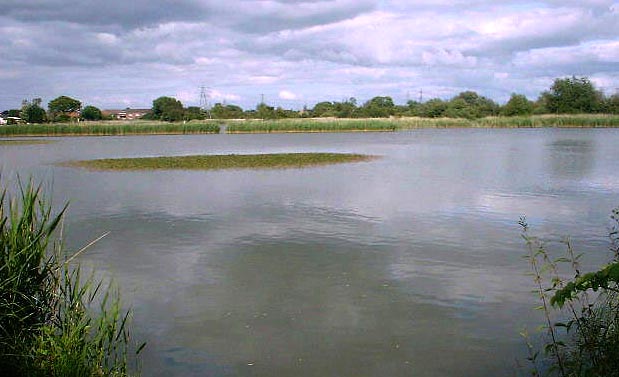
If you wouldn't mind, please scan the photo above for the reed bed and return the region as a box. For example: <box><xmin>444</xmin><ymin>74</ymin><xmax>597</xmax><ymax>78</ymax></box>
<box><xmin>476</xmin><ymin>114</ymin><xmax>619</xmax><ymax>128</ymax></box>
<box><xmin>394</xmin><ymin>115</ymin><xmax>619</xmax><ymax>129</ymax></box>
<box><xmin>226</xmin><ymin>115</ymin><xmax>619</xmax><ymax>133</ymax></box>
<box><xmin>0</xmin><ymin>121</ymin><xmax>220</xmax><ymax>137</ymax></box>
<box><xmin>0</xmin><ymin>180</ymin><xmax>142</xmax><ymax>375</ymax></box>
<box><xmin>226</xmin><ymin>119</ymin><xmax>397</xmax><ymax>133</ymax></box>
<box><xmin>64</xmin><ymin>153</ymin><xmax>376</xmax><ymax>171</ymax></box>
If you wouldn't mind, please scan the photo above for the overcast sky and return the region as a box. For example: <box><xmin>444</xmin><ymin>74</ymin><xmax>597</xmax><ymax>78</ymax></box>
<box><xmin>1</xmin><ymin>0</ymin><xmax>618</xmax><ymax>110</ymax></box>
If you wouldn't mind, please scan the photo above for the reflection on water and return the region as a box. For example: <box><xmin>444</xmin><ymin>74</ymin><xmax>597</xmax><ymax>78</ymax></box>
<box><xmin>1</xmin><ymin>129</ymin><xmax>619</xmax><ymax>376</ymax></box>
<box><xmin>548</xmin><ymin>138</ymin><xmax>594</xmax><ymax>179</ymax></box>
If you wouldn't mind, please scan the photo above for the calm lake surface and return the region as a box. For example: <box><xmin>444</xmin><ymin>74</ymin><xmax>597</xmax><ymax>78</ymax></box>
<box><xmin>2</xmin><ymin>129</ymin><xmax>619</xmax><ymax>376</ymax></box>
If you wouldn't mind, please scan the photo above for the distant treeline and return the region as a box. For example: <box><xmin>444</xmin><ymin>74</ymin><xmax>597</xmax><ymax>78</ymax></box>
<box><xmin>3</xmin><ymin>76</ymin><xmax>618</xmax><ymax>124</ymax></box>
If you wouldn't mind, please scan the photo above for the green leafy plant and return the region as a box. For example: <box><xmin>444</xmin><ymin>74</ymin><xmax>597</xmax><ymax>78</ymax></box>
<box><xmin>520</xmin><ymin>209</ymin><xmax>619</xmax><ymax>376</ymax></box>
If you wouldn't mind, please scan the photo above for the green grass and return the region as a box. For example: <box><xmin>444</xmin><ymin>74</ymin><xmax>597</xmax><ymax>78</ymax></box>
<box><xmin>63</xmin><ymin>153</ymin><xmax>376</xmax><ymax>171</ymax></box>
<box><xmin>0</xmin><ymin>120</ymin><xmax>220</xmax><ymax>137</ymax></box>
<box><xmin>0</xmin><ymin>139</ymin><xmax>55</xmax><ymax>145</ymax></box>
<box><xmin>0</xmin><ymin>180</ymin><xmax>143</xmax><ymax>375</ymax></box>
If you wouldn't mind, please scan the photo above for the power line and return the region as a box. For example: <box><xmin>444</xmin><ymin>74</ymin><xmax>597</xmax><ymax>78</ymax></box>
<box><xmin>199</xmin><ymin>86</ymin><xmax>212</xmax><ymax>119</ymax></box>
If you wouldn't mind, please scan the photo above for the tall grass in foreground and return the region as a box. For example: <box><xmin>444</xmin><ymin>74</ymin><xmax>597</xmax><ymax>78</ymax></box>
<box><xmin>520</xmin><ymin>210</ymin><xmax>619</xmax><ymax>376</ymax></box>
<box><xmin>0</xmin><ymin>180</ymin><xmax>143</xmax><ymax>376</ymax></box>
<box><xmin>0</xmin><ymin>121</ymin><xmax>219</xmax><ymax>137</ymax></box>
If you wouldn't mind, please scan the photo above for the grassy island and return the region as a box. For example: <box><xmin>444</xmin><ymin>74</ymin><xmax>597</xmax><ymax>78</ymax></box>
<box><xmin>63</xmin><ymin>153</ymin><xmax>376</xmax><ymax>171</ymax></box>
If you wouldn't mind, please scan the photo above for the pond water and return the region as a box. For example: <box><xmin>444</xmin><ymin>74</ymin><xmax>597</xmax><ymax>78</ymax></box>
<box><xmin>1</xmin><ymin>129</ymin><xmax>618</xmax><ymax>376</ymax></box>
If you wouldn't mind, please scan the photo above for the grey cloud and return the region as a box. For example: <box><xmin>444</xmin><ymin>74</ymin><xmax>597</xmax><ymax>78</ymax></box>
<box><xmin>215</xmin><ymin>0</ymin><xmax>376</xmax><ymax>34</ymax></box>
<box><xmin>1</xmin><ymin>0</ymin><xmax>619</xmax><ymax>110</ymax></box>
<box><xmin>2</xmin><ymin>0</ymin><xmax>210</xmax><ymax>29</ymax></box>
<box><xmin>3</xmin><ymin>0</ymin><xmax>376</xmax><ymax>33</ymax></box>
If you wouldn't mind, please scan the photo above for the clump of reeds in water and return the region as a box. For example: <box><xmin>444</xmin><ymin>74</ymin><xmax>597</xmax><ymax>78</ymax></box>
<box><xmin>0</xmin><ymin>180</ymin><xmax>143</xmax><ymax>376</ymax></box>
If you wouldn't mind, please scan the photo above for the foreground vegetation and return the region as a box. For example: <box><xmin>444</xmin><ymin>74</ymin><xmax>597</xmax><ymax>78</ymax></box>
<box><xmin>521</xmin><ymin>209</ymin><xmax>619</xmax><ymax>376</ymax></box>
<box><xmin>0</xmin><ymin>121</ymin><xmax>219</xmax><ymax>137</ymax></box>
<box><xmin>64</xmin><ymin>153</ymin><xmax>375</xmax><ymax>170</ymax></box>
<box><xmin>0</xmin><ymin>181</ymin><xmax>142</xmax><ymax>375</ymax></box>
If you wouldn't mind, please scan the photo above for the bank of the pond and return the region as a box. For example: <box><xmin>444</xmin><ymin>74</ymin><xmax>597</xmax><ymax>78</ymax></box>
<box><xmin>3</xmin><ymin>115</ymin><xmax>619</xmax><ymax>137</ymax></box>
<box><xmin>63</xmin><ymin>153</ymin><xmax>376</xmax><ymax>171</ymax></box>
<box><xmin>0</xmin><ymin>121</ymin><xmax>220</xmax><ymax>137</ymax></box>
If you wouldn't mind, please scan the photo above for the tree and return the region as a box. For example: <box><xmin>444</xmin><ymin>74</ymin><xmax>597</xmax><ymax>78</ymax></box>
<box><xmin>152</xmin><ymin>96</ymin><xmax>184</xmax><ymax>122</ymax></box>
<box><xmin>420</xmin><ymin>98</ymin><xmax>447</xmax><ymax>118</ymax></box>
<box><xmin>21</xmin><ymin>103</ymin><xmax>47</xmax><ymax>123</ymax></box>
<box><xmin>81</xmin><ymin>105</ymin><xmax>102</xmax><ymax>121</ymax></box>
<box><xmin>256</xmin><ymin>103</ymin><xmax>276</xmax><ymax>119</ymax></box>
<box><xmin>6</xmin><ymin>109</ymin><xmax>21</xmax><ymax>118</ymax></box>
<box><xmin>184</xmin><ymin>106</ymin><xmax>205</xmax><ymax>121</ymax></box>
<box><xmin>605</xmin><ymin>94</ymin><xmax>619</xmax><ymax>114</ymax></box>
<box><xmin>500</xmin><ymin>93</ymin><xmax>533</xmax><ymax>116</ymax></box>
<box><xmin>48</xmin><ymin>96</ymin><xmax>81</xmax><ymax>122</ymax></box>
<box><xmin>361</xmin><ymin>96</ymin><xmax>395</xmax><ymax>118</ymax></box>
<box><xmin>545</xmin><ymin>76</ymin><xmax>603</xmax><ymax>114</ymax></box>
<box><xmin>405</xmin><ymin>100</ymin><xmax>422</xmax><ymax>117</ymax></box>
<box><xmin>211</xmin><ymin>103</ymin><xmax>244</xmax><ymax>119</ymax></box>
<box><xmin>449</xmin><ymin>91</ymin><xmax>499</xmax><ymax>118</ymax></box>
<box><xmin>333</xmin><ymin>98</ymin><xmax>357</xmax><ymax>118</ymax></box>
<box><xmin>445</xmin><ymin>98</ymin><xmax>477</xmax><ymax>119</ymax></box>
<box><xmin>312</xmin><ymin>101</ymin><xmax>335</xmax><ymax>117</ymax></box>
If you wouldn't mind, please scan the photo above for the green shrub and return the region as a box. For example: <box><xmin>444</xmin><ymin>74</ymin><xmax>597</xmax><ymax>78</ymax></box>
<box><xmin>521</xmin><ymin>209</ymin><xmax>619</xmax><ymax>376</ymax></box>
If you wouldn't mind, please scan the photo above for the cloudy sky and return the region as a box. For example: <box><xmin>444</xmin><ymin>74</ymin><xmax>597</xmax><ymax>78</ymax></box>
<box><xmin>1</xmin><ymin>0</ymin><xmax>618</xmax><ymax>110</ymax></box>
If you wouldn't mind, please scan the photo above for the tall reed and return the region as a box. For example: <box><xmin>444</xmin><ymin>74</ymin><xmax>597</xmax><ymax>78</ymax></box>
<box><xmin>0</xmin><ymin>121</ymin><xmax>219</xmax><ymax>137</ymax></box>
<box><xmin>0</xmin><ymin>180</ymin><xmax>143</xmax><ymax>376</ymax></box>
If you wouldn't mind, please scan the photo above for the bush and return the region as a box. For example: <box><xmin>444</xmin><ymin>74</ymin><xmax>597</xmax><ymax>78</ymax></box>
<box><xmin>0</xmin><ymin>180</ymin><xmax>143</xmax><ymax>376</ymax></box>
<box><xmin>82</xmin><ymin>106</ymin><xmax>103</xmax><ymax>121</ymax></box>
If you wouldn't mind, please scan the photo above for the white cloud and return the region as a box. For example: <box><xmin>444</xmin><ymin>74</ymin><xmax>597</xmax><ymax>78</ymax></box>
<box><xmin>1</xmin><ymin>1</ymin><xmax>619</xmax><ymax>109</ymax></box>
<box><xmin>278</xmin><ymin>90</ymin><xmax>297</xmax><ymax>100</ymax></box>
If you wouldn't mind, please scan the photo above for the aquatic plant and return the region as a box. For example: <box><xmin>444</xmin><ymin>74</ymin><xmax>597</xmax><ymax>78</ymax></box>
<box><xmin>64</xmin><ymin>153</ymin><xmax>376</xmax><ymax>171</ymax></box>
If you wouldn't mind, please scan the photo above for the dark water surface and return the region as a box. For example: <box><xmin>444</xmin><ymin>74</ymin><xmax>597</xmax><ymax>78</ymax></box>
<box><xmin>2</xmin><ymin>129</ymin><xmax>618</xmax><ymax>376</ymax></box>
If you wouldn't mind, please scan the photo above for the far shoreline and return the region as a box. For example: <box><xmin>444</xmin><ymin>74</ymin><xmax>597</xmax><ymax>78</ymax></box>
<box><xmin>1</xmin><ymin>114</ymin><xmax>619</xmax><ymax>137</ymax></box>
